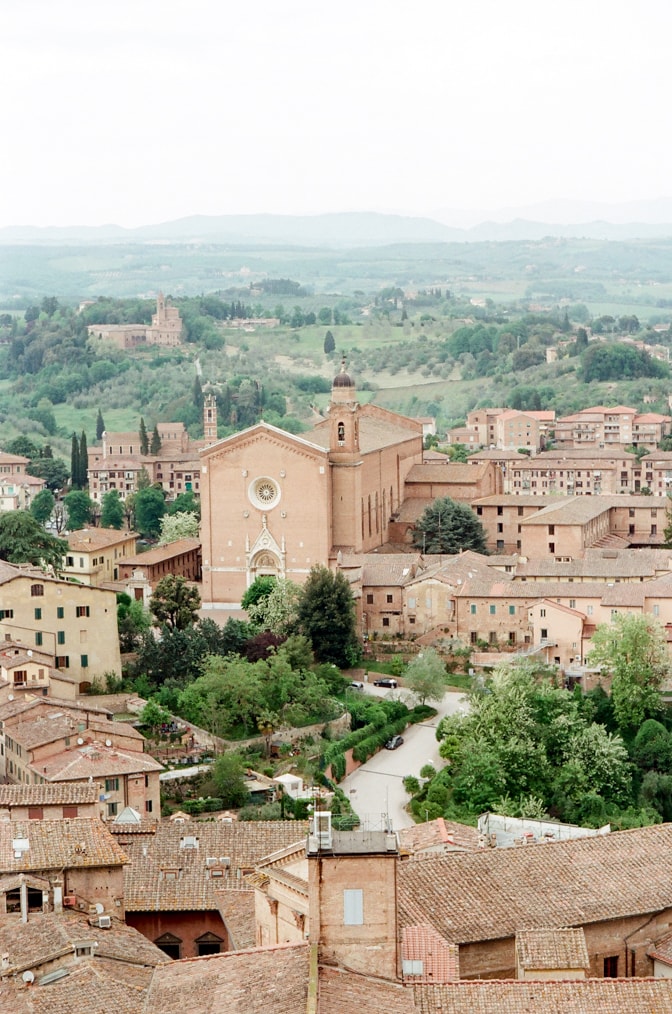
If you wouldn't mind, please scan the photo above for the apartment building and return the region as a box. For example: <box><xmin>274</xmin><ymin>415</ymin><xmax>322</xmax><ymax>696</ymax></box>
<box><xmin>468</xmin><ymin>447</ymin><xmax>639</xmax><ymax>496</ymax></box>
<box><xmin>0</xmin><ymin>560</ymin><xmax>122</xmax><ymax>687</ymax></box>
<box><xmin>63</xmin><ymin>527</ymin><xmax>138</xmax><ymax>585</ymax></box>
<box><xmin>554</xmin><ymin>405</ymin><xmax>671</xmax><ymax>450</ymax></box>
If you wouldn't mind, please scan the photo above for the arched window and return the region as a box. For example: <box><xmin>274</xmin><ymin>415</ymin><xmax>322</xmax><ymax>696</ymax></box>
<box><xmin>337</xmin><ymin>421</ymin><xmax>345</xmax><ymax>445</ymax></box>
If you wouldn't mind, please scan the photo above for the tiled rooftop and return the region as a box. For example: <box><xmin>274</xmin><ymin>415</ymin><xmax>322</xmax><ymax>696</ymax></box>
<box><xmin>121</xmin><ymin>538</ymin><xmax>200</xmax><ymax>566</ymax></box>
<box><xmin>318</xmin><ymin>965</ymin><xmax>413</xmax><ymax>1014</ymax></box>
<box><xmin>144</xmin><ymin>941</ymin><xmax>310</xmax><ymax>1014</ymax></box>
<box><xmin>402</xmin><ymin>924</ymin><xmax>459</xmax><ymax>983</ymax></box>
<box><xmin>213</xmin><ymin>888</ymin><xmax>256</xmax><ymax>950</ymax></box>
<box><xmin>0</xmin><ymin>782</ymin><xmax>99</xmax><ymax>806</ymax></box>
<box><xmin>398</xmin><ymin>823</ymin><xmax>672</xmax><ymax>945</ymax></box>
<box><xmin>32</xmin><ymin>742</ymin><xmax>163</xmax><ymax>782</ymax></box>
<box><xmin>122</xmin><ymin>820</ymin><xmax>306</xmax><ymax>911</ymax></box>
<box><xmin>0</xmin><ymin>818</ymin><xmax>127</xmax><ymax>872</ymax></box>
<box><xmin>516</xmin><ymin>927</ymin><xmax>589</xmax><ymax>970</ymax></box>
<box><xmin>66</xmin><ymin>528</ymin><xmax>137</xmax><ymax>551</ymax></box>
<box><xmin>412</xmin><ymin>979</ymin><xmax>672</xmax><ymax>1013</ymax></box>
<box><xmin>398</xmin><ymin>818</ymin><xmax>480</xmax><ymax>856</ymax></box>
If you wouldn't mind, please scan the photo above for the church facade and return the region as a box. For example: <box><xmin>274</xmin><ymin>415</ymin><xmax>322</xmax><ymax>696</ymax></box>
<box><xmin>200</xmin><ymin>365</ymin><xmax>424</xmax><ymax>606</ymax></box>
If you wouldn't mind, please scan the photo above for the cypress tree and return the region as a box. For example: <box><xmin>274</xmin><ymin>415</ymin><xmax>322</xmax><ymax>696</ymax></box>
<box><xmin>79</xmin><ymin>430</ymin><xmax>88</xmax><ymax>488</ymax></box>
<box><xmin>139</xmin><ymin>417</ymin><xmax>149</xmax><ymax>456</ymax></box>
<box><xmin>96</xmin><ymin>408</ymin><xmax>105</xmax><ymax>440</ymax></box>
<box><xmin>70</xmin><ymin>432</ymin><xmax>80</xmax><ymax>488</ymax></box>
<box><xmin>150</xmin><ymin>424</ymin><xmax>161</xmax><ymax>456</ymax></box>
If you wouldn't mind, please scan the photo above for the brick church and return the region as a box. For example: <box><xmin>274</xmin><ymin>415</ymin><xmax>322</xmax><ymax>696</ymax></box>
<box><xmin>200</xmin><ymin>362</ymin><xmax>424</xmax><ymax>606</ymax></box>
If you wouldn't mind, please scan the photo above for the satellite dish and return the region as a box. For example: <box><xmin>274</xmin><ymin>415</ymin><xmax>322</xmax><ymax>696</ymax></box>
<box><xmin>22</xmin><ymin>970</ymin><xmax>34</xmax><ymax>984</ymax></box>
<box><xmin>94</xmin><ymin>902</ymin><xmax>104</xmax><ymax>915</ymax></box>
<box><xmin>77</xmin><ymin>737</ymin><xmax>84</xmax><ymax>745</ymax></box>
<box><xmin>105</xmin><ymin>739</ymin><xmax>112</xmax><ymax>748</ymax></box>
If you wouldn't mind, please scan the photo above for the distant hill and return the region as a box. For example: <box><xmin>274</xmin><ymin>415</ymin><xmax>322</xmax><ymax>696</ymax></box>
<box><xmin>3</xmin><ymin>209</ymin><xmax>672</xmax><ymax>247</ymax></box>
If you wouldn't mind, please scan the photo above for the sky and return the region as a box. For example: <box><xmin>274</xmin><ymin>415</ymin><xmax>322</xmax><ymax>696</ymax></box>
<box><xmin>2</xmin><ymin>0</ymin><xmax>671</xmax><ymax>229</ymax></box>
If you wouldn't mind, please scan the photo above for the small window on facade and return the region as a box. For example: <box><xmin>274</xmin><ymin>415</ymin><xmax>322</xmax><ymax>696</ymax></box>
<box><xmin>470</xmin><ymin>604</ymin><xmax>476</xmax><ymax>615</ymax></box>
<box><xmin>63</xmin><ymin>805</ymin><xmax>78</xmax><ymax>818</ymax></box>
<box><xmin>509</xmin><ymin>605</ymin><xmax>515</xmax><ymax>615</ymax></box>
<box><xmin>382</xmin><ymin>617</ymin><xmax>390</xmax><ymax>627</ymax></box>
<box><xmin>76</xmin><ymin>606</ymin><xmax>90</xmax><ymax>618</ymax></box>
<box><xmin>81</xmin><ymin>655</ymin><xmax>88</xmax><ymax>668</ymax></box>
<box><xmin>107</xmin><ymin>802</ymin><xmax>118</xmax><ymax>817</ymax></box>
<box><xmin>57</xmin><ymin>631</ymin><xmax>65</xmax><ymax>644</ymax></box>
<box><xmin>343</xmin><ymin>889</ymin><xmax>364</xmax><ymax>925</ymax></box>
<box><xmin>541</xmin><ymin>628</ymin><xmax>548</xmax><ymax>639</ymax></box>
<box><xmin>386</xmin><ymin>594</ymin><xmax>393</xmax><ymax>604</ymax></box>
<box><xmin>30</xmin><ymin>584</ymin><xmax>44</xmax><ymax>597</ymax></box>
<box><xmin>34</xmin><ymin>608</ymin><xmax>41</xmax><ymax>620</ymax></box>
<box><xmin>57</xmin><ymin>607</ymin><xmax>64</xmax><ymax>619</ymax></box>
<box><xmin>489</xmin><ymin>604</ymin><xmax>496</xmax><ymax>615</ymax></box>
<box><xmin>366</xmin><ymin>594</ymin><xmax>373</xmax><ymax>604</ymax></box>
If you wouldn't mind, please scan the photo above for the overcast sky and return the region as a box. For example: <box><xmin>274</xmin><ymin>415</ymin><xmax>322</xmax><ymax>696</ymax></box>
<box><xmin>2</xmin><ymin>0</ymin><xmax>670</xmax><ymax>228</ymax></box>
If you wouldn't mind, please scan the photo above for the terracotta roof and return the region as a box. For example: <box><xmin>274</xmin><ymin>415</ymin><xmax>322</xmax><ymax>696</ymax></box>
<box><xmin>398</xmin><ymin>818</ymin><xmax>480</xmax><ymax>855</ymax></box>
<box><xmin>0</xmin><ymin>782</ymin><xmax>99</xmax><ymax>806</ymax></box>
<box><xmin>519</xmin><ymin>497</ymin><xmax>608</xmax><ymax>525</ymax></box>
<box><xmin>0</xmin><ymin>910</ymin><xmax>168</xmax><ymax>976</ymax></box>
<box><xmin>66</xmin><ymin>528</ymin><xmax>137</xmax><ymax>551</ymax></box>
<box><xmin>412</xmin><ymin>979</ymin><xmax>672</xmax><ymax>1013</ymax></box>
<box><xmin>318</xmin><ymin>965</ymin><xmax>414</xmax><ymax>1014</ymax></box>
<box><xmin>10</xmin><ymin>714</ymin><xmax>143</xmax><ymax>752</ymax></box>
<box><xmin>361</xmin><ymin>555</ymin><xmax>422</xmax><ymax>586</ymax></box>
<box><xmin>32</xmin><ymin>742</ymin><xmax>163</xmax><ymax>782</ymax></box>
<box><xmin>398</xmin><ymin>823</ymin><xmax>672</xmax><ymax>945</ymax></box>
<box><xmin>402</xmin><ymin>924</ymin><xmax>459</xmax><ymax>982</ymax></box>
<box><xmin>649</xmin><ymin>928</ymin><xmax>672</xmax><ymax>966</ymax></box>
<box><xmin>405</xmin><ymin>463</ymin><xmax>490</xmax><ymax>483</ymax></box>
<box><xmin>121</xmin><ymin>538</ymin><xmax>200</xmax><ymax>566</ymax></box>
<box><xmin>123</xmin><ymin>820</ymin><xmax>306</xmax><ymax>911</ymax></box>
<box><xmin>144</xmin><ymin>941</ymin><xmax>310</xmax><ymax>1014</ymax></box>
<box><xmin>0</xmin><ymin>818</ymin><xmax>127</xmax><ymax>872</ymax></box>
<box><xmin>213</xmin><ymin>888</ymin><xmax>257</xmax><ymax>950</ymax></box>
<box><xmin>4</xmin><ymin>961</ymin><xmax>149</xmax><ymax>1014</ymax></box>
<box><xmin>516</xmin><ymin>927</ymin><xmax>589</xmax><ymax>970</ymax></box>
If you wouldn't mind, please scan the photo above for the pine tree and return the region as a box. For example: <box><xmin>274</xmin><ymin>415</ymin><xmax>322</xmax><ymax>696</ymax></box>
<box><xmin>79</xmin><ymin>430</ymin><xmax>88</xmax><ymax>488</ymax></box>
<box><xmin>70</xmin><ymin>432</ymin><xmax>80</xmax><ymax>488</ymax></box>
<box><xmin>150</xmin><ymin>424</ymin><xmax>161</xmax><ymax>456</ymax></box>
<box><xmin>324</xmin><ymin>330</ymin><xmax>335</xmax><ymax>354</ymax></box>
<box><xmin>139</xmin><ymin>417</ymin><xmax>149</xmax><ymax>456</ymax></box>
<box><xmin>96</xmin><ymin>408</ymin><xmax>105</xmax><ymax>440</ymax></box>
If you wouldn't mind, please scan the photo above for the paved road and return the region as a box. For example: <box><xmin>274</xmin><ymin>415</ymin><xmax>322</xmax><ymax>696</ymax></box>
<box><xmin>340</xmin><ymin>687</ymin><xmax>468</xmax><ymax>831</ymax></box>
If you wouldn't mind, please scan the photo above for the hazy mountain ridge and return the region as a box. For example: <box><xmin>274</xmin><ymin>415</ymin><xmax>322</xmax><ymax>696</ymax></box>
<box><xmin>4</xmin><ymin>202</ymin><xmax>672</xmax><ymax>247</ymax></box>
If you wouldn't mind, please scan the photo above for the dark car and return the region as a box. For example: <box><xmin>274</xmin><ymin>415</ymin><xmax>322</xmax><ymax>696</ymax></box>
<box><xmin>385</xmin><ymin>735</ymin><xmax>404</xmax><ymax>750</ymax></box>
<box><xmin>373</xmin><ymin>677</ymin><xmax>398</xmax><ymax>689</ymax></box>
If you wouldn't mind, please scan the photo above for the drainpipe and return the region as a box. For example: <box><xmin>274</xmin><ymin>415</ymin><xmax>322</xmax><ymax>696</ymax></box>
<box><xmin>20</xmin><ymin>878</ymin><xmax>27</xmax><ymax>923</ymax></box>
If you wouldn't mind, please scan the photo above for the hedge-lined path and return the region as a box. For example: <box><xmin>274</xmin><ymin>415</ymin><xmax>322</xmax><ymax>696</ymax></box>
<box><xmin>339</xmin><ymin>690</ymin><xmax>468</xmax><ymax>831</ymax></box>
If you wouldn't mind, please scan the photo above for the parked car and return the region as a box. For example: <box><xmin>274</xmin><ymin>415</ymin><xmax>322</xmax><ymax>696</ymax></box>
<box><xmin>349</xmin><ymin>681</ymin><xmax>365</xmax><ymax>691</ymax></box>
<box><xmin>385</xmin><ymin>735</ymin><xmax>404</xmax><ymax>750</ymax></box>
<box><xmin>373</xmin><ymin>677</ymin><xmax>398</xmax><ymax>689</ymax></box>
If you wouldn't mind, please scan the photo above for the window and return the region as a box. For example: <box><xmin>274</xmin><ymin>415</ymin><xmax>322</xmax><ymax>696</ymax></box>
<box><xmin>30</xmin><ymin>584</ymin><xmax>44</xmax><ymax>597</ymax></box>
<box><xmin>497</xmin><ymin>506</ymin><xmax>503</xmax><ymax>516</ymax></box>
<box><xmin>541</xmin><ymin>628</ymin><xmax>548</xmax><ymax>639</ymax></box>
<box><xmin>489</xmin><ymin>605</ymin><xmax>496</xmax><ymax>615</ymax></box>
<box><xmin>55</xmin><ymin>656</ymin><xmax>69</xmax><ymax>669</ymax></box>
<box><xmin>343</xmin><ymin>889</ymin><xmax>364</xmax><ymax>925</ymax></box>
<box><xmin>386</xmin><ymin>594</ymin><xmax>393</xmax><ymax>604</ymax></box>
<box><xmin>489</xmin><ymin>631</ymin><xmax>497</xmax><ymax>644</ymax></box>
<box><xmin>382</xmin><ymin>617</ymin><xmax>390</xmax><ymax>627</ymax></box>
<box><xmin>196</xmin><ymin>932</ymin><xmax>223</xmax><ymax>956</ymax></box>
<box><xmin>476</xmin><ymin>506</ymin><xmax>482</xmax><ymax>515</ymax></box>
<box><xmin>497</xmin><ymin>523</ymin><xmax>503</xmax><ymax>533</ymax></box>
<box><xmin>66</xmin><ymin>556</ymin><xmax>74</xmax><ymax>567</ymax></box>
<box><xmin>34</xmin><ymin>608</ymin><xmax>41</xmax><ymax>620</ymax></box>
<box><xmin>76</xmin><ymin>605</ymin><xmax>90</xmax><ymax>618</ymax></box>
<box><xmin>470</xmin><ymin>604</ymin><xmax>476</xmax><ymax>615</ymax></box>
<box><xmin>540</xmin><ymin>608</ymin><xmax>546</xmax><ymax>617</ymax></box>
<box><xmin>57</xmin><ymin>631</ymin><xmax>65</xmax><ymax>645</ymax></box>
<box><xmin>496</xmin><ymin>540</ymin><xmax>504</xmax><ymax>551</ymax></box>
<box><xmin>470</xmin><ymin>631</ymin><xmax>478</xmax><ymax>645</ymax></box>
<box><xmin>107</xmin><ymin>802</ymin><xmax>118</xmax><ymax>817</ymax></box>
<box><xmin>548</xmin><ymin>525</ymin><xmax>555</xmax><ymax>535</ymax></box>
<box><xmin>146</xmin><ymin>799</ymin><xmax>153</xmax><ymax>813</ymax></box>
<box><xmin>0</xmin><ymin>609</ymin><xmax>13</xmax><ymax>619</ymax></box>
<box><xmin>518</xmin><ymin>506</ymin><xmax>524</xmax><ymax>517</ymax></box>
<box><xmin>28</xmin><ymin>807</ymin><xmax>43</xmax><ymax>820</ymax></box>
<box><xmin>63</xmin><ymin>805</ymin><xmax>78</xmax><ymax>818</ymax></box>
<box><xmin>105</xmin><ymin>778</ymin><xmax>120</xmax><ymax>793</ymax></box>
<box><xmin>80</xmin><ymin>655</ymin><xmax>88</xmax><ymax>668</ymax></box>
<box><xmin>569</xmin><ymin>599</ymin><xmax>576</xmax><ymax>609</ymax></box>
<box><xmin>509</xmin><ymin>605</ymin><xmax>515</xmax><ymax>615</ymax></box>
<box><xmin>154</xmin><ymin>934</ymin><xmax>182</xmax><ymax>960</ymax></box>
<box><xmin>604</xmin><ymin>956</ymin><xmax>619</xmax><ymax>978</ymax></box>
<box><xmin>57</xmin><ymin>607</ymin><xmax>64</xmax><ymax>619</ymax></box>
<box><xmin>35</xmin><ymin>633</ymin><xmax>42</xmax><ymax>647</ymax></box>
<box><xmin>366</xmin><ymin>594</ymin><xmax>373</xmax><ymax>604</ymax></box>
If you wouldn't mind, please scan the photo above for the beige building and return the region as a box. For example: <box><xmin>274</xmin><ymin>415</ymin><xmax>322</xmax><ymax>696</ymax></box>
<box><xmin>469</xmin><ymin>447</ymin><xmax>639</xmax><ymax>496</ymax></box>
<box><xmin>446</xmin><ymin>408</ymin><xmax>554</xmax><ymax>452</ymax></box>
<box><xmin>0</xmin><ymin>560</ymin><xmax>122</xmax><ymax>688</ymax></box>
<box><xmin>63</xmin><ymin>527</ymin><xmax>138</xmax><ymax>585</ymax></box>
<box><xmin>200</xmin><ymin>364</ymin><xmax>424</xmax><ymax>606</ymax></box>
<box><xmin>87</xmin><ymin>293</ymin><xmax>183</xmax><ymax>349</ymax></box>
<box><xmin>0</xmin><ymin>781</ymin><xmax>100</xmax><ymax>821</ymax></box>
<box><xmin>555</xmin><ymin>404</ymin><xmax>671</xmax><ymax>450</ymax></box>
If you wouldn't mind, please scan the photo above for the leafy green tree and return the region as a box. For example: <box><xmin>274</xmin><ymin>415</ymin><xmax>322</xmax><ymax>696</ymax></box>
<box><xmin>211</xmin><ymin>752</ymin><xmax>249</xmax><ymax>808</ymax></box>
<box><xmin>169</xmin><ymin>490</ymin><xmax>201</xmax><ymax>519</ymax></box>
<box><xmin>117</xmin><ymin>595</ymin><xmax>151</xmax><ymax>652</ymax></box>
<box><xmin>404</xmin><ymin>648</ymin><xmax>447</xmax><ymax>704</ymax></box>
<box><xmin>134</xmin><ymin>485</ymin><xmax>166</xmax><ymax>537</ymax></box>
<box><xmin>27</xmin><ymin>457</ymin><xmax>69</xmax><ymax>492</ymax></box>
<box><xmin>96</xmin><ymin>408</ymin><xmax>105</xmax><ymax>441</ymax></box>
<box><xmin>587</xmin><ymin>614</ymin><xmax>668</xmax><ymax>732</ymax></box>
<box><xmin>0</xmin><ymin>511</ymin><xmax>67</xmax><ymax>572</ymax></box>
<box><xmin>150</xmin><ymin>424</ymin><xmax>161</xmax><ymax>455</ymax></box>
<box><xmin>139</xmin><ymin>698</ymin><xmax>172</xmax><ymax>740</ymax></box>
<box><xmin>241</xmin><ymin>575</ymin><xmax>276</xmax><ymax>612</ymax></box>
<box><xmin>139</xmin><ymin>418</ymin><xmax>149</xmax><ymax>456</ymax></box>
<box><xmin>158</xmin><ymin>511</ymin><xmax>199</xmax><ymax>544</ymax></box>
<box><xmin>297</xmin><ymin>565</ymin><xmax>359</xmax><ymax>667</ymax></box>
<box><xmin>324</xmin><ymin>329</ymin><xmax>335</xmax><ymax>353</ymax></box>
<box><xmin>150</xmin><ymin>574</ymin><xmax>201</xmax><ymax>631</ymax></box>
<box><xmin>632</xmin><ymin>720</ymin><xmax>672</xmax><ymax>772</ymax></box>
<box><xmin>29</xmin><ymin>488</ymin><xmax>55</xmax><ymax>525</ymax></box>
<box><xmin>412</xmin><ymin>496</ymin><xmax>488</xmax><ymax>555</ymax></box>
<box><xmin>247</xmin><ymin>578</ymin><xmax>302</xmax><ymax>636</ymax></box>
<box><xmin>100</xmin><ymin>489</ymin><xmax>125</xmax><ymax>529</ymax></box>
<box><xmin>64</xmin><ymin>489</ymin><xmax>93</xmax><ymax>530</ymax></box>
